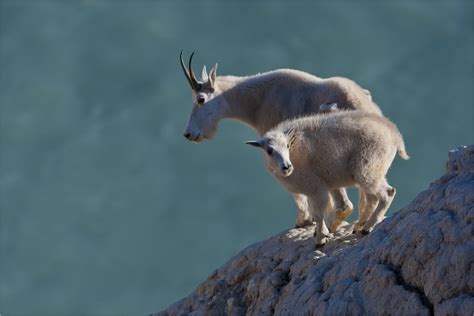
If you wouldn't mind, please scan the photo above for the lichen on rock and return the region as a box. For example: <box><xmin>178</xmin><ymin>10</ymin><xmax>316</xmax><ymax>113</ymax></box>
<box><xmin>155</xmin><ymin>145</ymin><xmax>474</xmax><ymax>316</ymax></box>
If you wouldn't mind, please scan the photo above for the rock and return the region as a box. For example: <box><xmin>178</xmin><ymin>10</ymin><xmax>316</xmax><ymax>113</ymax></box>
<box><xmin>154</xmin><ymin>146</ymin><xmax>474</xmax><ymax>316</ymax></box>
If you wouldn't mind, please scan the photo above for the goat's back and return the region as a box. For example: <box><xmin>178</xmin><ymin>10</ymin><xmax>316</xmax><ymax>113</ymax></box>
<box><xmin>245</xmin><ymin>69</ymin><xmax>383</xmax><ymax>134</ymax></box>
<box><xmin>272</xmin><ymin>71</ymin><xmax>382</xmax><ymax>115</ymax></box>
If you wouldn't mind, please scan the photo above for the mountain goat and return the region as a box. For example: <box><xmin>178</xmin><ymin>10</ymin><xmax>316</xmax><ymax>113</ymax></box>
<box><xmin>245</xmin><ymin>111</ymin><xmax>409</xmax><ymax>246</ymax></box>
<box><xmin>179</xmin><ymin>51</ymin><xmax>382</xmax><ymax>230</ymax></box>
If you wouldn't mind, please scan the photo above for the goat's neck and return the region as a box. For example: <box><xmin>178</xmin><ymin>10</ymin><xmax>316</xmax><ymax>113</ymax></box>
<box><xmin>218</xmin><ymin>75</ymin><xmax>278</xmax><ymax>136</ymax></box>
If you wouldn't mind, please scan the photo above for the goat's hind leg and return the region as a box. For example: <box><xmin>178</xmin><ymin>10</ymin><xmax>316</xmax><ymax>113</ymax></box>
<box><xmin>292</xmin><ymin>193</ymin><xmax>313</xmax><ymax>228</ymax></box>
<box><xmin>363</xmin><ymin>181</ymin><xmax>396</xmax><ymax>233</ymax></box>
<box><xmin>353</xmin><ymin>189</ymin><xmax>368</xmax><ymax>233</ymax></box>
<box><xmin>354</xmin><ymin>190</ymin><xmax>379</xmax><ymax>235</ymax></box>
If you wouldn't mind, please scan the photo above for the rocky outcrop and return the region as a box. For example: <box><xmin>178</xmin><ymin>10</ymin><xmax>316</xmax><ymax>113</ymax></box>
<box><xmin>155</xmin><ymin>146</ymin><xmax>474</xmax><ymax>316</ymax></box>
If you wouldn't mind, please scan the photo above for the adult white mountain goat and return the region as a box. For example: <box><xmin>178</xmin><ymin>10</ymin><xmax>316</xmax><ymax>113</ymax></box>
<box><xmin>179</xmin><ymin>51</ymin><xmax>381</xmax><ymax>230</ymax></box>
<box><xmin>246</xmin><ymin>111</ymin><xmax>409</xmax><ymax>246</ymax></box>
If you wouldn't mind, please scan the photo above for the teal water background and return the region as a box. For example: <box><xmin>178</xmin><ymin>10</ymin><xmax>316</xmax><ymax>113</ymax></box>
<box><xmin>1</xmin><ymin>1</ymin><xmax>473</xmax><ymax>315</ymax></box>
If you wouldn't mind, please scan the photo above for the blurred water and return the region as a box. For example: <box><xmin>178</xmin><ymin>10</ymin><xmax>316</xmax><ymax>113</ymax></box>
<box><xmin>0</xmin><ymin>1</ymin><xmax>473</xmax><ymax>315</ymax></box>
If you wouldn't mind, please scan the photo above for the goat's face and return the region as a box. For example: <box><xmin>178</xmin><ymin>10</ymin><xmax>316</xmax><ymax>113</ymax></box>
<box><xmin>180</xmin><ymin>52</ymin><xmax>225</xmax><ymax>142</ymax></box>
<box><xmin>246</xmin><ymin>132</ymin><xmax>294</xmax><ymax>177</ymax></box>
<box><xmin>184</xmin><ymin>84</ymin><xmax>227</xmax><ymax>142</ymax></box>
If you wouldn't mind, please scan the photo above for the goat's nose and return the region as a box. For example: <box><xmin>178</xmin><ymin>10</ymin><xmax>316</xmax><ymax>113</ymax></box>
<box><xmin>197</xmin><ymin>97</ymin><xmax>205</xmax><ymax>104</ymax></box>
<box><xmin>282</xmin><ymin>164</ymin><xmax>290</xmax><ymax>171</ymax></box>
<box><xmin>184</xmin><ymin>132</ymin><xmax>191</xmax><ymax>140</ymax></box>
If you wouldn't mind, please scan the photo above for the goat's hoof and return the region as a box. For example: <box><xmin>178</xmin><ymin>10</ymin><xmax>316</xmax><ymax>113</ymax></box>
<box><xmin>352</xmin><ymin>228</ymin><xmax>367</xmax><ymax>235</ymax></box>
<box><xmin>329</xmin><ymin>221</ymin><xmax>342</xmax><ymax>233</ymax></box>
<box><xmin>314</xmin><ymin>235</ymin><xmax>330</xmax><ymax>247</ymax></box>
<box><xmin>315</xmin><ymin>240</ymin><xmax>328</xmax><ymax>248</ymax></box>
<box><xmin>315</xmin><ymin>243</ymin><xmax>326</xmax><ymax>249</ymax></box>
<box><xmin>352</xmin><ymin>226</ymin><xmax>362</xmax><ymax>235</ymax></box>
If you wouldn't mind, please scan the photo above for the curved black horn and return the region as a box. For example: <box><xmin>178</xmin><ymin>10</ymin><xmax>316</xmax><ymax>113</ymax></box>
<box><xmin>180</xmin><ymin>51</ymin><xmax>194</xmax><ymax>89</ymax></box>
<box><xmin>245</xmin><ymin>140</ymin><xmax>263</xmax><ymax>148</ymax></box>
<box><xmin>188</xmin><ymin>52</ymin><xmax>200</xmax><ymax>90</ymax></box>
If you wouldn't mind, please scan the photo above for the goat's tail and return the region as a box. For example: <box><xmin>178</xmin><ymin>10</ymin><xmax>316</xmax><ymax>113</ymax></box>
<box><xmin>396</xmin><ymin>136</ymin><xmax>410</xmax><ymax>160</ymax></box>
<box><xmin>398</xmin><ymin>147</ymin><xmax>410</xmax><ymax>160</ymax></box>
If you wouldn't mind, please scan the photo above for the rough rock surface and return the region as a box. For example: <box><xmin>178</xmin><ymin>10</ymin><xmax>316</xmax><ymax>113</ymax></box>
<box><xmin>155</xmin><ymin>146</ymin><xmax>474</xmax><ymax>316</ymax></box>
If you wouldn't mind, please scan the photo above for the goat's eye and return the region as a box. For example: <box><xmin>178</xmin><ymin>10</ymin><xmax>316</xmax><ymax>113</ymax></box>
<box><xmin>209</xmin><ymin>88</ymin><xmax>215</xmax><ymax>93</ymax></box>
<box><xmin>287</xmin><ymin>144</ymin><xmax>290</xmax><ymax>149</ymax></box>
<box><xmin>267</xmin><ymin>148</ymin><xmax>273</xmax><ymax>155</ymax></box>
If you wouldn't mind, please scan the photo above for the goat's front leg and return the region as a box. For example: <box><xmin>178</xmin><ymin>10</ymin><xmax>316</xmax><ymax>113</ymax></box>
<box><xmin>292</xmin><ymin>193</ymin><xmax>313</xmax><ymax>228</ymax></box>
<box><xmin>329</xmin><ymin>188</ymin><xmax>354</xmax><ymax>232</ymax></box>
<box><xmin>307</xmin><ymin>190</ymin><xmax>332</xmax><ymax>247</ymax></box>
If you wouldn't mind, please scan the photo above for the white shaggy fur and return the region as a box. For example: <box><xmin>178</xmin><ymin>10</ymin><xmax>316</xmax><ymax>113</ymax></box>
<box><xmin>246</xmin><ymin>111</ymin><xmax>409</xmax><ymax>246</ymax></box>
<box><xmin>180</xmin><ymin>53</ymin><xmax>382</xmax><ymax>229</ymax></box>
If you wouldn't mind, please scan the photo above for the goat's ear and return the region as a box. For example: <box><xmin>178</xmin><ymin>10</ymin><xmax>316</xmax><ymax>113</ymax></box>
<box><xmin>287</xmin><ymin>129</ymin><xmax>301</xmax><ymax>147</ymax></box>
<box><xmin>364</xmin><ymin>89</ymin><xmax>372</xmax><ymax>100</ymax></box>
<box><xmin>209</xmin><ymin>63</ymin><xmax>218</xmax><ymax>85</ymax></box>
<box><xmin>201</xmin><ymin>65</ymin><xmax>208</xmax><ymax>82</ymax></box>
<box><xmin>286</xmin><ymin>126</ymin><xmax>296</xmax><ymax>138</ymax></box>
<box><xmin>245</xmin><ymin>140</ymin><xmax>263</xmax><ymax>148</ymax></box>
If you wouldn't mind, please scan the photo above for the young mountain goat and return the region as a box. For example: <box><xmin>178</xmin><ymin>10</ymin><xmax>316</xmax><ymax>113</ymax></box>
<box><xmin>179</xmin><ymin>51</ymin><xmax>382</xmax><ymax>230</ymax></box>
<box><xmin>246</xmin><ymin>111</ymin><xmax>409</xmax><ymax>246</ymax></box>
